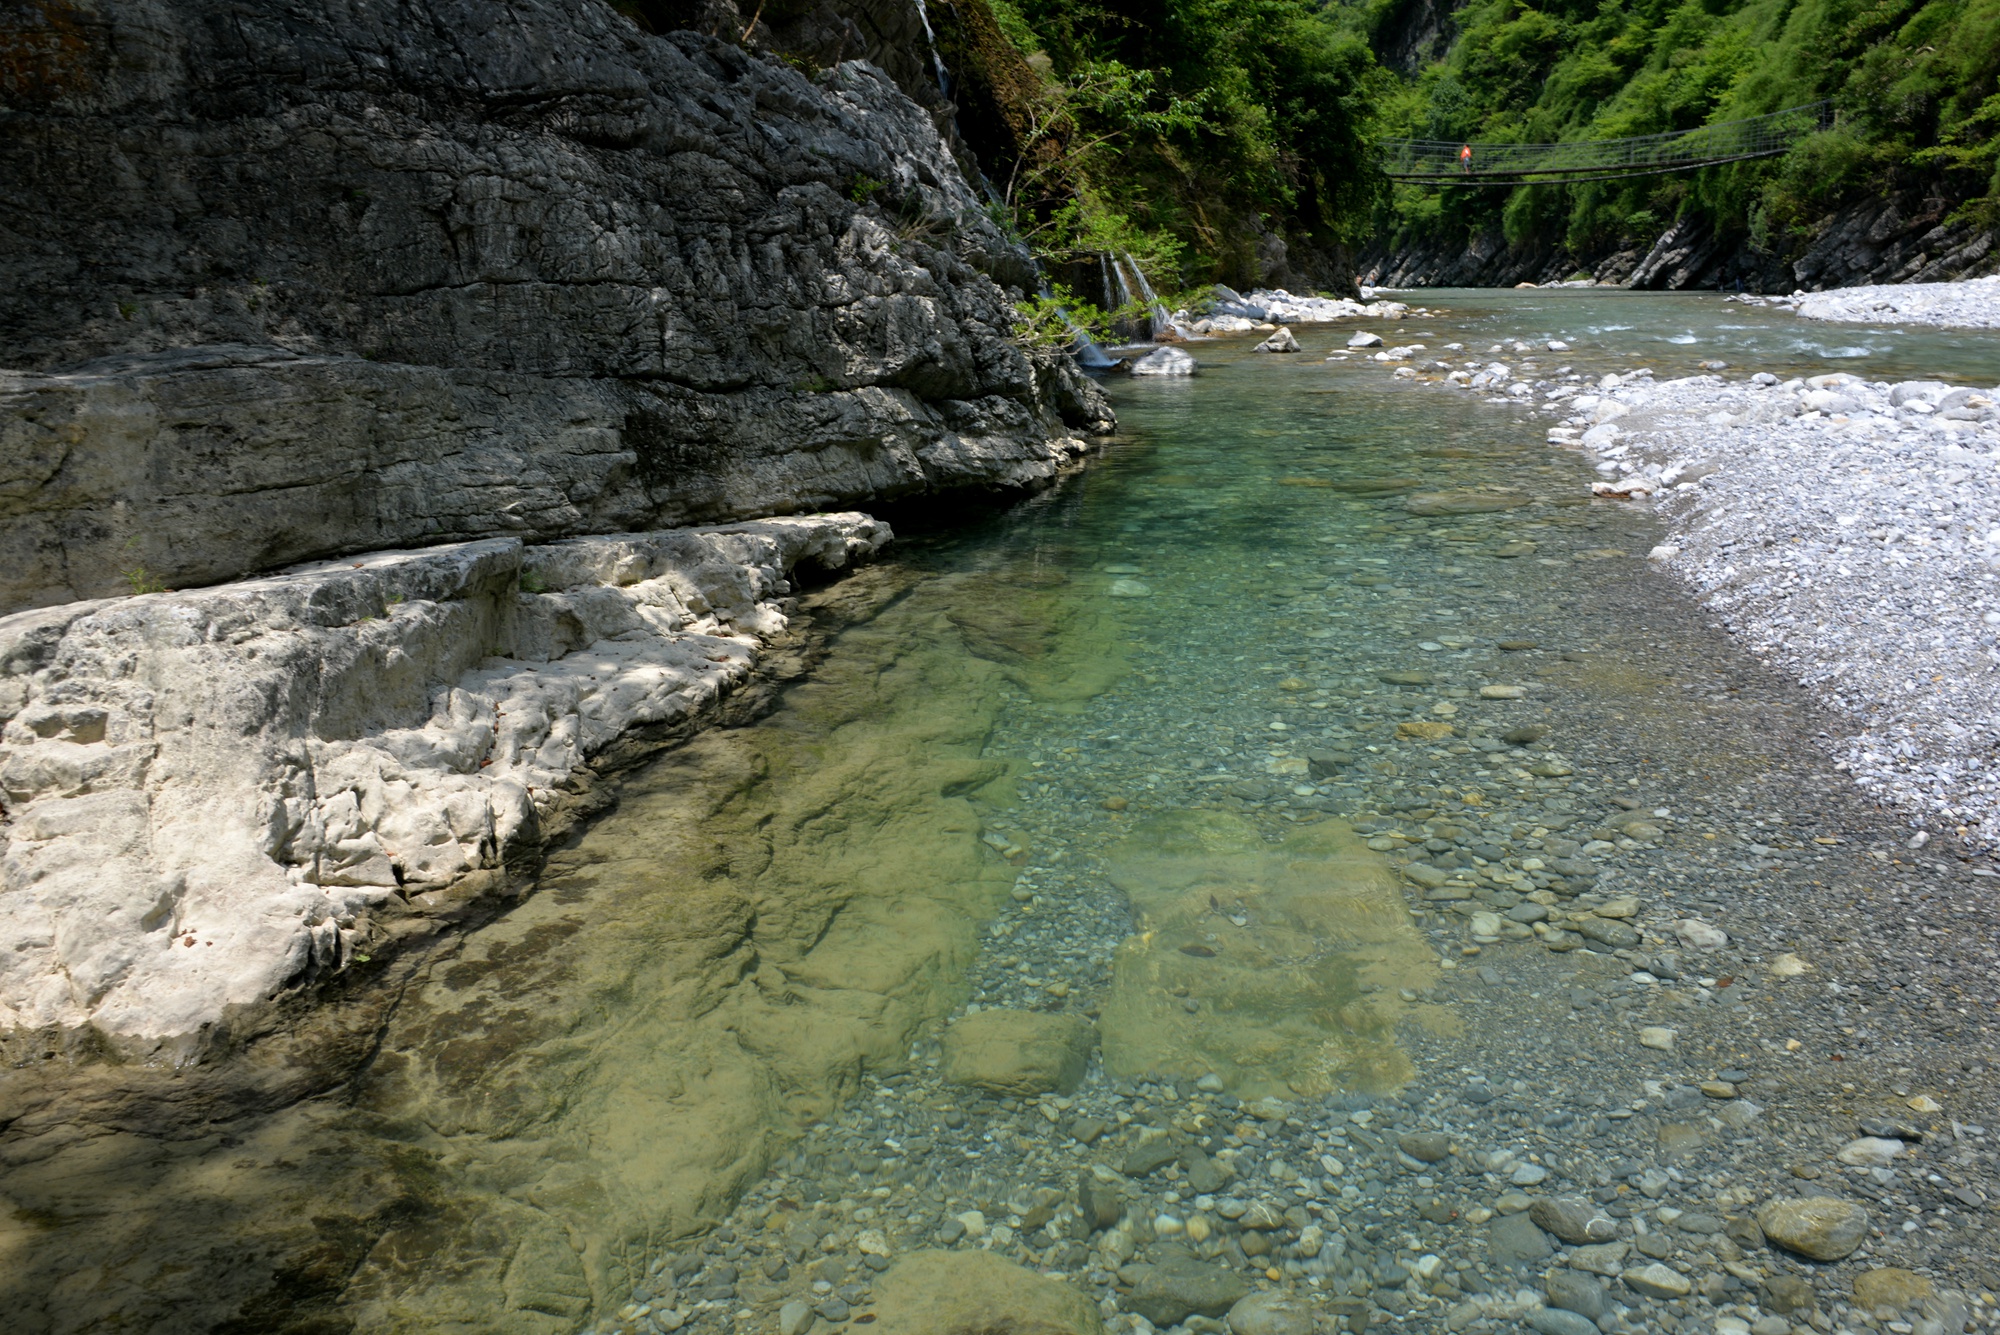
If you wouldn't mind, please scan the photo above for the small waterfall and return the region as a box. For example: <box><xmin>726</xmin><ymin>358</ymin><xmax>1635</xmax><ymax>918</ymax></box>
<box><xmin>910</xmin><ymin>0</ymin><xmax>951</xmax><ymax>99</ymax></box>
<box><xmin>1119</xmin><ymin>251</ymin><xmax>1176</xmax><ymax>341</ymax></box>
<box><xmin>1108</xmin><ymin>252</ymin><xmax>1138</xmax><ymax>317</ymax></box>
<box><xmin>1041</xmin><ymin>283</ymin><xmax>1119</xmax><ymax>368</ymax></box>
<box><xmin>1107</xmin><ymin>251</ymin><xmax>1177</xmax><ymax>343</ymax></box>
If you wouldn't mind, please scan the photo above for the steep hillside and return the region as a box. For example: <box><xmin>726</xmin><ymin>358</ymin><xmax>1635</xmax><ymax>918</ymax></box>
<box><xmin>1350</xmin><ymin>0</ymin><xmax>2000</xmax><ymax>289</ymax></box>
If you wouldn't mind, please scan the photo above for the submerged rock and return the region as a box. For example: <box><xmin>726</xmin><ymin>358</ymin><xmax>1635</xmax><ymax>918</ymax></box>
<box><xmin>942</xmin><ymin>1009</ymin><xmax>1096</xmax><ymax>1095</ymax></box>
<box><xmin>1097</xmin><ymin>811</ymin><xmax>1436</xmax><ymax>1099</ymax></box>
<box><xmin>1404</xmin><ymin>489</ymin><xmax>1530</xmax><ymax>516</ymax></box>
<box><xmin>1129</xmin><ymin>1257</ymin><xmax>1250</xmax><ymax>1326</ymax></box>
<box><xmin>871</xmin><ymin>1250</ymin><xmax>1105</xmax><ymax>1335</ymax></box>
<box><xmin>1757</xmin><ymin>1196</ymin><xmax>1871</xmax><ymax>1260</ymax></box>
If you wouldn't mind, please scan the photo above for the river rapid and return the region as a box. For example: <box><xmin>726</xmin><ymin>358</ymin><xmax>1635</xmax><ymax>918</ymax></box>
<box><xmin>9</xmin><ymin>290</ymin><xmax>2000</xmax><ymax>1335</ymax></box>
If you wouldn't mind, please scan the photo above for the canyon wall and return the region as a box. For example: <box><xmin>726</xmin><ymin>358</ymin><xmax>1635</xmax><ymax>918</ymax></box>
<box><xmin>1361</xmin><ymin>193</ymin><xmax>1999</xmax><ymax>294</ymax></box>
<box><xmin>0</xmin><ymin>0</ymin><xmax>1111</xmax><ymax>615</ymax></box>
<box><xmin>0</xmin><ymin>0</ymin><xmax>1115</xmax><ymax>1046</ymax></box>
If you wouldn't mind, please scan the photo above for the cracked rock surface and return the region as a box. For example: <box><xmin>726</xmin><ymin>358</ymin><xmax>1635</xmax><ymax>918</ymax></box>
<box><xmin>0</xmin><ymin>513</ymin><xmax>887</xmax><ymax>1044</ymax></box>
<box><xmin>0</xmin><ymin>0</ymin><xmax>1110</xmax><ymax>614</ymax></box>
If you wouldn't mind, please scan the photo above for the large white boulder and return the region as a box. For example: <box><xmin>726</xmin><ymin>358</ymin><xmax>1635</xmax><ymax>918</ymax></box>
<box><xmin>1131</xmin><ymin>346</ymin><xmax>1198</xmax><ymax>377</ymax></box>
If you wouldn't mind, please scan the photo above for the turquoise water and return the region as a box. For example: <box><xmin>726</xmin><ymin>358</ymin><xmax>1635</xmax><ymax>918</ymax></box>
<box><xmin>11</xmin><ymin>292</ymin><xmax>1999</xmax><ymax>1333</ymax></box>
<box><xmin>1389</xmin><ymin>287</ymin><xmax>2000</xmax><ymax>385</ymax></box>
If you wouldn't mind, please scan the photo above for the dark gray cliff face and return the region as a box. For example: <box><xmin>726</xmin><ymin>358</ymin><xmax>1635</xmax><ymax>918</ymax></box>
<box><xmin>0</xmin><ymin>0</ymin><xmax>1111</xmax><ymax>613</ymax></box>
<box><xmin>1359</xmin><ymin>194</ymin><xmax>1998</xmax><ymax>293</ymax></box>
<box><xmin>1371</xmin><ymin>0</ymin><xmax>1465</xmax><ymax>77</ymax></box>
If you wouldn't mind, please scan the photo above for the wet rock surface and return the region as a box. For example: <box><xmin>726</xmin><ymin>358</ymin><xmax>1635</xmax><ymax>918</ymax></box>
<box><xmin>0</xmin><ymin>0</ymin><xmax>1110</xmax><ymax>613</ymax></box>
<box><xmin>944</xmin><ymin>1009</ymin><xmax>1098</xmax><ymax>1096</ymax></box>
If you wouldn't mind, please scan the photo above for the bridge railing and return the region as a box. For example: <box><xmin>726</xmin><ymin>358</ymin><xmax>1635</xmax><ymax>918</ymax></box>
<box><xmin>1380</xmin><ymin>102</ymin><xmax>1832</xmax><ymax>184</ymax></box>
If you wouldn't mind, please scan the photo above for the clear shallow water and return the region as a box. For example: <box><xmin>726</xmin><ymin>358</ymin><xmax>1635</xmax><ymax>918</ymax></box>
<box><xmin>11</xmin><ymin>293</ymin><xmax>2000</xmax><ymax>1334</ymax></box>
<box><xmin>1389</xmin><ymin>288</ymin><xmax>2000</xmax><ymax>387</ymax></box>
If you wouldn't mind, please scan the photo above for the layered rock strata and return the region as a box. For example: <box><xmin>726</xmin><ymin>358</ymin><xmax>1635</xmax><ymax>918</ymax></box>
<box><xmin>1358</xmin><ymin>195</ymin><xmax>1998</xmax><ymax>293</ymax></box>
<box><xmin>0</xmin><ymin>514</ymin><xmax>887</xmax><ymax>1046</ymax></box>
<box><xmin>0</xmin><ymin>0</ymin><xmax>1111</xmax><ymax>614</ymax></box>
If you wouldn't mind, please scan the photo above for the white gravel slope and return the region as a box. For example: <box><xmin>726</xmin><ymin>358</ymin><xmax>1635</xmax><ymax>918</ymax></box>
<box><xmin>1542</xmin><ymin>369</ymin><xmax>2000</xmax><ymax>847</ymax></box>
<box><xmin>1767</xmin><ymin>273</ymin><xmax>2000</xmax><ymax>328</ymax></box>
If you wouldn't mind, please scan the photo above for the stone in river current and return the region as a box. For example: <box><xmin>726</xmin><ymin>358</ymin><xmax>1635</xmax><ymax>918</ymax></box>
<box><xmin>1568</xmin><ymin>1241</ymin><xmax>1629</xmax><ymax>1276</ymax></box>
<box><xmin>870</xmin><ymin>1250</ymin><xmax>1105</xmax><ymax>1335</ymax></box>
<box><xmin>1835</xmin><ymin>1136</ymin><xmax>1905</xmax><ymax>1166</ymax></box>
<box><xmin>1852</xmin><ymin>1267</ymin><xmax>1932</xmax><ymax>1309</ymax></box>
<box><xmin>1122</xmin><ymin>1135</ymin><xmax>1180</xmax><ymax>1177</ymax></box>
<box><xmin>1488</xmin><ymin>1212</ymin><xmax>1552</xmax><ymax>1266</ymax></box>
<box><xmin>1546</xmin><ymin>1269</ymin><xmax>1608</xmax><ymax>1319</ymax></box>
<box><xmin>1530</xmin><ymin>1196</ymin><xmax>1617</xmax><ymax>1245</ymax></box>
<box><xmin>1623</xmin><ymin>1263</ymin><xmax>1693</xmax><ymax>1299</ymax></box>
<box><xmin>1575</xmin><ymin>916</ymin><xmax>1640</xmax><ymax>949</ymax></box>
<box><xmin>1756</xmin><ymin>1197</ymin><xmax>1871</xmax><ymax>1260</ymax></box>
<box><xmin>1128</xmin><ymin>1257</ymin><xmax>1250</xmax><ymax>1326</ymax></box>
<box><xmin>1398</xmin><ymin>1131</ymin><xmax>1452</xmax><ymax>1162</ymax></box>
<box><xmin>942</xmin><ymin>1010</ymin><xmax>1096</xmax><ymax>1096</ymax></box>
<box><xmin>1527</xmin><ymin>1309</ymin><xmax>1601</xmax><ymax>1335</ymax></box>
<box><xmin>1675</xmin><ymin>918</ymin><xmax>1729</xmax><ymax>949</ymax></box>
<box><xmin>1131</xmin><ymin>345</ymin><xmax>1197</xmax><ymax>376</ymax></box>
<box><xmin>1226</xmin><ymin>1290</ymin><xmax>1313</xmax><ymax>1335</ymax></box>
<box><xmin>1405</xmin><ymin>489</ymin><xmax>1529</xmax><ymax>516</ymax></box>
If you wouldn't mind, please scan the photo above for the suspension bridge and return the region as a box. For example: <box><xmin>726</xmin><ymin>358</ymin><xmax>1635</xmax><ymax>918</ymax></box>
<box><xmin>1379</xmin><ymin>101</ymin><xmax>1832</xmax><ymax>185</ymax></box>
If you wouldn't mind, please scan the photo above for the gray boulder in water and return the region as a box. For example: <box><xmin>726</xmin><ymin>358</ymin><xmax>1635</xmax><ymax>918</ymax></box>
<box><xmin>1130</xmin><ymin>346</ymin><xmax>1199</xmax><ymax>376</ymax></box>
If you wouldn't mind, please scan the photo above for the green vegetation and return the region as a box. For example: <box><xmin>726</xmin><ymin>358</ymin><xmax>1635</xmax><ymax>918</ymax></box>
<box><xmin>1009</xmin><ymin>284</ymin><xmax>1160</xmax><ymax>345</ymax></box>
<box><xmin>982</xmin><ymin>0</ymin><xmax>1387</xmax><ymax>293</ymax></box>
<box><xmin>1350</xmin><ymin>0</ymin><xmax>2000</xmax><ymax>267</ymax></box>
<box><xmin>120</xmin><ymin>566</ymin><xmax>169</xmax><ymax>595</ymax></box>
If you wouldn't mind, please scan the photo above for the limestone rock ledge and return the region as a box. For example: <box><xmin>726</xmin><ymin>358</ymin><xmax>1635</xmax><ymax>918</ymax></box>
<box><xmin>0</xmin><ymin>512</ymin><xmax>888</xmax><ymax>1048</ymax></box>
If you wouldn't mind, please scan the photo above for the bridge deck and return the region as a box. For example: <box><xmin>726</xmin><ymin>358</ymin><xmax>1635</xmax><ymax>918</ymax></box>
<box><xmin>1381</xmin><ymin>102</ymin><xmax>1831</xmax><ymax>185</ymax></box>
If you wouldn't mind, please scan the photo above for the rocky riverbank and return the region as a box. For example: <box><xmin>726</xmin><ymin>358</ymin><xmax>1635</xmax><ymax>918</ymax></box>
<box><xmin>0</xmin><ymin>0</ymin><xmax>1116</xmax><ymax>1053</ymax></box>
<box><xmin>1761</xmin><ymin>278</ymin><xmax>2000</xmax><ymax>330</ymax></box>
<box><xmin>1336</xmin><ymin>302</ymin><xmax>2000</xmax><ymax>858</ymax></box>
<box><xmin>1357</xmin><ymin>196</ymin><xmax>1998</xmax><ymax>295</ymax></box>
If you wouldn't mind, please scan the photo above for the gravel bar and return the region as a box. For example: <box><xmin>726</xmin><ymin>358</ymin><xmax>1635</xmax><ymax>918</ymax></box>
<box><xmin>1353</xmin><ymin>334</ymin><xmax>2000</xmax><ymax>856</ymax></box>
<box><xmin>1758</xmin><ymin>277</ymin><xmax>2000</xmax><ymax>330</ymax></box>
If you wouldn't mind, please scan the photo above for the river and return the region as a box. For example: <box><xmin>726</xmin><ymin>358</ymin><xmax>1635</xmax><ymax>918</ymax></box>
<box><xmin>8</xmin><ymin>289</ymin><xmax>1998</xmax><ymax>1333</ymax></box>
